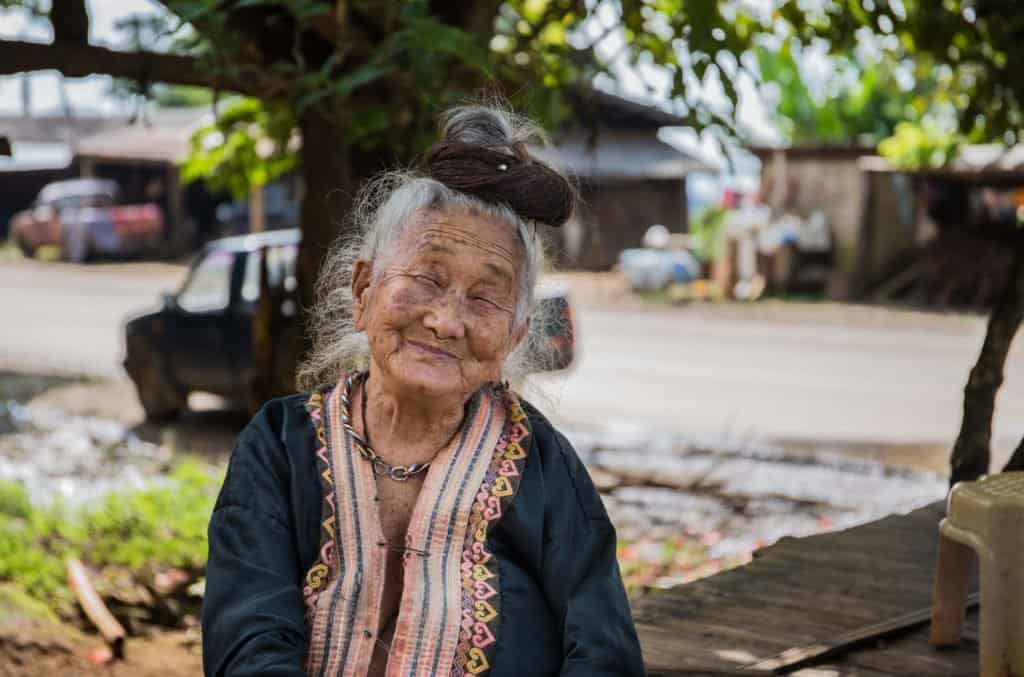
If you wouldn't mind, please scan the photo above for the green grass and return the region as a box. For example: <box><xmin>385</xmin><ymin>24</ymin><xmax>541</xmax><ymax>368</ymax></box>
<box><xmin>0</xmin><ymin>460</ymin><xmax>222</xmax><ymax>614</ymax></box>
<box><xmin>0</xmin><ymin>455</ymin><xmax>743</xmax><ymax>611</ymax></box>
<box><xmin>0</xmin><ymin>583</ymin><xmax>59</xmax><ymax>625</ymax></box>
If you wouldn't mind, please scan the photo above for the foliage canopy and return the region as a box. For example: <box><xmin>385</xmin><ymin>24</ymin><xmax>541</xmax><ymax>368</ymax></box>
<box><xmin>754</xmin><ymin>44</ymin><xmax>934</xmax><ymax>146</ymax></box>
<box><xmin>141</xmin><ymin>0</ymin><xmax>1023</xmax><ymax>193</ymax></box>
<box><xmin>4</xmin><ymin>0</ymin><xmax>1021</xmax><ymax>182</ymax></box>
<box><xmin>180</xmin><ymin>97</ymin><xmax>298</xmax><ymax>200</ymax></box>
<box><xmin>777</xmin><ymin>0</ymin><xmax>1021</xmax><ymax>145</ymax></box>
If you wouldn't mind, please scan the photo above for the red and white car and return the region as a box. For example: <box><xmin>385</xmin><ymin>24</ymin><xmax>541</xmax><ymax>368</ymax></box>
<box><xmin>9</xmin><ymin>178</ymin><xmax>164</xmax><ymax>263</ymax></box>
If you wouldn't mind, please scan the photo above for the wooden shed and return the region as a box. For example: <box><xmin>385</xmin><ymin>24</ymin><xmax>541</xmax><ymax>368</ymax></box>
<box><xmin>749</xmin><ymin>145</ymin><xmax>884</xmax><ymax>299</ymax></box>
<box><xmin>857</xmin><ymin>148</ymin><xmax>1024</xmax><ymax>309</ymax></box>
<box><xmin>537</xmin><ymin>89</ymin><xmax>714</xmax><ymax>270</ymax></box>
<box><xmin>748</xmin><ymin>144</ymin><xmax>1024</xmax><ymax>305</ymax></box>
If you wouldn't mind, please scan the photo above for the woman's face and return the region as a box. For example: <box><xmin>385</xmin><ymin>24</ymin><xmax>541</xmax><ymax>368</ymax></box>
<box><xmin>352</xmin><ymin>208</ymin><xmax>526</xmax><ymax>403</ymax></box>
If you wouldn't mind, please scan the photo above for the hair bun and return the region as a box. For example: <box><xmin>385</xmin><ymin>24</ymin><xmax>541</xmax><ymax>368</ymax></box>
<box><xmin>425</xmin><ymin>141</ymin><xmax>575</xmax><ymax>228</ymax></box>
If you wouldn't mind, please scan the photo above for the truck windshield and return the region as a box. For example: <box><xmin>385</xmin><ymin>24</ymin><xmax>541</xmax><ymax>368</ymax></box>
<box><xmin>240</xmin><ymin>244</ymin><xmax>299</xmax><ymax>304</ymax></box>
<box><xmin>177</xmin><ymin>250</ymin><xmax>234</xmax><ymax>313</ymax></box>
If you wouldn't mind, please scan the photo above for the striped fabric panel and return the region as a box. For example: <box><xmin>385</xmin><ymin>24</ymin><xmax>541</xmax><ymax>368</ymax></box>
<box><xmin>302</xmin><ymin>380</ymin><xmax>512</xmax><ymax>676</ymax></box>
<box><xmin>307</xmin><ymin>381</ymin><xmax>388</xmax><ymax>677</ymax></box>
<box><xmin>385</xmin><ymin>390</ymin><xmax>505</xmax><ymax>677</ymax></box>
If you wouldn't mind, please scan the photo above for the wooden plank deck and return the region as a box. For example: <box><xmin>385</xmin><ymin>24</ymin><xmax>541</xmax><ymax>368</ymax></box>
<box><xmin>635</xmin><ymin>501</ymin><xmax>981</xmax><ymax>676</ymax></box>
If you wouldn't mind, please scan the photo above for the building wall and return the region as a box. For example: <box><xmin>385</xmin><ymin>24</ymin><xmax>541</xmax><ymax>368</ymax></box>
<box><xmin>759</xmin><ymin>152</ymin><xmax>867</xmax><ymax>297</ymax></box>
<box><xmin>860</xmin><ymin>171</ymin><xmax>919</xmax><ymax>287</ymax></box>
<box><xmin>553</xmin><ymin>177</ymin><xmax>686</xmax><ymax>270</ymax></box>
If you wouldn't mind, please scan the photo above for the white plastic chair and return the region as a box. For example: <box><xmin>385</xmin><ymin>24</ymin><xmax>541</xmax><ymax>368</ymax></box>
<box><xmin>930</xmin><ymin>472</ymin><xmax>1024</xmax><ymax>676</ymax></box>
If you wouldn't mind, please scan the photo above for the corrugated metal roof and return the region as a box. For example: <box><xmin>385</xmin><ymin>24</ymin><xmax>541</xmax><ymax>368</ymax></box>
<box><xmin>532</xmin><ymin>130</ymin><xmax>713</xmax><ymax>180</ymax></box>
<box><xmin>952</xmin><ymin>143</ymin><xmax>1024</xmax><ymax>172</ymax></box>
<box><xmin>73</xmin><ymin>107</ymin><xmax>209</xmax><ymax>164</ymax></box>
<box><xmin>0</xmin><ymin>141</ymin><xmax>73</xmax><ymax>172</ymax></box>
<box><xmin>566</xmin><ymin>87</ymin><xmax>687</xmax><ymax>130</ymax></box>
<box><xmin>747</xmin><ymin>144</ymin><xmax>878</xmax><ymax>160</ymax></box>
<box><xmin>859</xmin><ymin>144</ymin><xmax>1024</xmax><ymax>181</ymax></box>
<box><xmin>67</xmin><ymin>96</ymin><xmax>706</xmax><ymax>179</ymax></box>
<box><xmin>0</xmin><ymin>115</ymin><xmax>121</xmax><ymax>144</ymax></box>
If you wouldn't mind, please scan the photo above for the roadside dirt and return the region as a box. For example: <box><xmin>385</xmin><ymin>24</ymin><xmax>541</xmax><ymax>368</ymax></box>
<box><xmin>546</xmin><ymin>271</ymin><xmax>985</xmax><ymax>333</ymax></box>
<box><xmin>0</xmin><ymin>582</ymin><xmax>201</xmax><ymax>677</ymax></box>
<box><xmin>0</xmin><ymin>627</ymin><xmax>201</xmax><ymax>677</ymax></box>
<box><xmin>24</xmin><ymin>376</ymin><xmax>246</xmax><ymax>461</ymax></box>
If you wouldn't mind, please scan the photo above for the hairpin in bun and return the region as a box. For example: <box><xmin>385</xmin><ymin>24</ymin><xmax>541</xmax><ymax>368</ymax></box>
<box><xmin>424</xmin><ymin>142</ymin><xmax>575</xmax><ymax>228</ymax></box>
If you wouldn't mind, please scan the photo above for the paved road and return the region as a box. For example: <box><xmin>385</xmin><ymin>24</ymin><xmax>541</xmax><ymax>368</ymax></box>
<box><xmin>530</xmin><ymin>304</ymin><xmax>1024</xmax><ymax>454</ymax></box>
<box><xmin>0</xmin><ymin>259</ymin><xmax>186</xmax><ymax>378</ymax></box>
<box><xmin>2</xmin><ymin>259</ymin><xmax>1022</xmax><ymax>454</ymax></box>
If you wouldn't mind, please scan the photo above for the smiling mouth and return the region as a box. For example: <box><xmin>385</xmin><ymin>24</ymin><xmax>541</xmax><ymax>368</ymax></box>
<box><xmin>407</xmin><ymin>339</ymin><xmax>459</xmax><ymax>360</ymax></box>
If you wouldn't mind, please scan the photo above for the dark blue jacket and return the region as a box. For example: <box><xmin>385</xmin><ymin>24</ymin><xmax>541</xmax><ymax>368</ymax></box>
<box><xmin>202</xmin><ymin>392</ymin><xmax>645</xmax><ymax>676</ymax></box>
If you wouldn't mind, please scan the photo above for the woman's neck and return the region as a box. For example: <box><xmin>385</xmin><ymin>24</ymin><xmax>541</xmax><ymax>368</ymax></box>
<box><xmin>361</xmin><ymin>371</ymin><xmax>468</xmax><ymax>465</ymax></box>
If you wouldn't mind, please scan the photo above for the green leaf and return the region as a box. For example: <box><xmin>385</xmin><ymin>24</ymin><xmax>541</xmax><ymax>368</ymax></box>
<box><xmin>402</xmin><ymin>17</ymin><xmax>493</xmax><ymax>76</ymax></box>
<box><xmin>295</xmin><ymin>2</ymin><xmax>331</xmax><ymax>20</ymax></box>
<box><xmin>180</xmin><ymin>97</ymin><xmax>298</xmax><ymax>199</ymax></box>
<box><xmin>169</xmin><ymin>0</ymin><xmax>223</xmax><ymax>24</ymax></box>
<box><xmin>334</xmin><ymin>61</ymin><xmax>396</xmax><ymax>97</ymax></box>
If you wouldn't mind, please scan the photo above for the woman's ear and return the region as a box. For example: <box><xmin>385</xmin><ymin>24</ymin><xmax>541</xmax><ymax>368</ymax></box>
<box><xmin>351</xmin><ymin>259</ymin><xmax>373</xmax><ymax>330</ymax></box>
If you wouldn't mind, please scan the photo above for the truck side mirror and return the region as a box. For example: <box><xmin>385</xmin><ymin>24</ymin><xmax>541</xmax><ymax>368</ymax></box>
<box><xmin>530</xmin><ymin>292</ymin><xmax>575</xmax><ymax>373</ymax></box>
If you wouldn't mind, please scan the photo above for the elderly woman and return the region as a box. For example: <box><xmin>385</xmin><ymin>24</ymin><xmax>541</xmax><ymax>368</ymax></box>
<box><xmin>202</xmin><ymin>105</ymin><xmax>645</xmax><ymax>677</ymax></box>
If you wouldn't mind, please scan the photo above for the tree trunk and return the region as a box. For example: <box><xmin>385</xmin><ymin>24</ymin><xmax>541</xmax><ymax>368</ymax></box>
<box><xmin>949</xmin><ymin>243</ymin><xmax>1024</xmax><ymax>484</ymax></box>
<box><xmin>1002</xmin><ymin>435</ymin><xmax>1024</xmax><ymax>473</ymax></box>
<box><xmin>50</xmin><ymin>0</ymin><xmax>90</xmax><ymax>46</ymax></box>
<box><xmin>250</xmin><ymin>106</ymin><xmax>386</xmax><ymax>404</ymax></box>
<box><xmin>296</xmin><ymin>108</ymin><xmax>361</xmax><ymax>322</ymax></box>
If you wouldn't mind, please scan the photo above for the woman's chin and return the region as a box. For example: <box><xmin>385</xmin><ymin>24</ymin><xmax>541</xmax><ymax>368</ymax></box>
<box><xmin>391</xmin><ymin>359</ymin><xmax>467</xmax><ymax>399</ymax></box>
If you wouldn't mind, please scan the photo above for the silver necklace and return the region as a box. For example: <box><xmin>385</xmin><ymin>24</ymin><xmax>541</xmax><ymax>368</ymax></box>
<box><xmin>339</xmin><ymin>372</ymin><xmax>432</xmax><ymax>482</ymax></box>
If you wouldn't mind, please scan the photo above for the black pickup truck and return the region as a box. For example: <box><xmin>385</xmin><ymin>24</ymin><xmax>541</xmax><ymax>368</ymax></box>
<box><xmin>123</xmin><ymin>228</ymin><xmax>574</xmax><ymax>420</ymax></box>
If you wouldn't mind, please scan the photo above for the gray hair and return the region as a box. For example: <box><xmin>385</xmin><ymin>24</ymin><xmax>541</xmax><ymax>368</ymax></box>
<box><xmin>296</xmin><ymin>105</ymin><xmax>566</xmax><ymax>392</ymax></box>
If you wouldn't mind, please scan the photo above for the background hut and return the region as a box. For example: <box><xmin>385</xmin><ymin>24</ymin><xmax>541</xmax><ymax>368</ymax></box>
<box><xmin>538</xmin><ymin>89</ymin><xmax>714</xmax><ymax>270</ymax></box>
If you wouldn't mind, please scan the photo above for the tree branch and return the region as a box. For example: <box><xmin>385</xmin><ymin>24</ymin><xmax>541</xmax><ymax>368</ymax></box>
<box><xmin>0</xmin><ymin>39</ymin><xmax>264</xmax><ymax>96</ymax></box>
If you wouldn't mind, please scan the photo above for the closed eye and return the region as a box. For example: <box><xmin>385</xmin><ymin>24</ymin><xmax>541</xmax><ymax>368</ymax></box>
<box><xmin>472</xmin><ymin>296</ymin><xmax>499</xmax><ymax>307</ymax></box>
<box><xmin>472</xmin><ymin>295</ymin><xmax>514</xmax><ymax>313</ymax></box>
<box><xmin>413</xmin><ymin>274</ymin><xmax>441</xmax><ymax>287</ymax></box>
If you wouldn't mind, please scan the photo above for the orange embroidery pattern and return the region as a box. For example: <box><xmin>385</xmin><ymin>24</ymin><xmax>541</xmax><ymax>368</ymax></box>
<box><xmin>302</xmin><ymin>387</ymin><xmax>336</xmax><ymax>634</ymax></box>
<box><xmin>451</xmin><ymin>393</ymin><xmax>531</xmax><ymax>677</ymax></box>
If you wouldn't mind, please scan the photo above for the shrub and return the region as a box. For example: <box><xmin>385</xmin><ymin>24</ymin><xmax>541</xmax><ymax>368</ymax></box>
<box><xmin>0</xmin><ymin>460</ymin><xmax>222</xmax><ymax>614</ymax></box>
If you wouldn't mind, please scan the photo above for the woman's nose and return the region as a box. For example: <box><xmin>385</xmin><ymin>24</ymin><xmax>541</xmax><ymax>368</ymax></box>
<box><xmin>422</xmin><ymin>296</ymin><xmax>466</xmax><ymax>340</ymax></box>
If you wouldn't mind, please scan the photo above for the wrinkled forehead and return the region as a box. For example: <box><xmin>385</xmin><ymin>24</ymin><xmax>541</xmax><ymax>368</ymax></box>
<box><xmin>389</xmin><ymin>207</ymin><xmax>524</xmax><ymax>277</ymax></box>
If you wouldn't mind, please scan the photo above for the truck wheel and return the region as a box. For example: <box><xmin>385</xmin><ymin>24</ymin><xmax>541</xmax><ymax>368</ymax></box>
<box><xmin>15</xmin><ymin>236</ymin><xmax>35</xmax><ymax>259</ymax></box>
<box><xmin>63</xmin><ymin>227</ymin><xmax>91</xmax><ymax>264</ymax></box>
<box><xmin>126</xmin><ymin>338</ymin><xmax>186</xmax><ymax>421</ymax></box>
